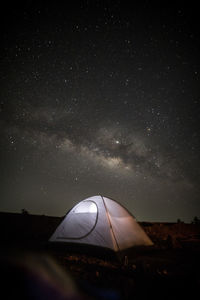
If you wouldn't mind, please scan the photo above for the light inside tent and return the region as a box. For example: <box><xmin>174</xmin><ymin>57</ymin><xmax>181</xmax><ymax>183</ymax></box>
<box><xmin>74</xmin><ymin>201</ymin><xmax>97</xmax><ymax>214</ymax></box>
<box><xmin>89</xmin><ymin>202</ymin><xmax>97</xmax><ymax>213</ymax></box>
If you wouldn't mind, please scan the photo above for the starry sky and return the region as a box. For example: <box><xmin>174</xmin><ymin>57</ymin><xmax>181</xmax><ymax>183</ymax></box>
<box><xmin>0</xmin><ymin>1</ymin><xmax>200</xmax><ymax>222</ymax></box>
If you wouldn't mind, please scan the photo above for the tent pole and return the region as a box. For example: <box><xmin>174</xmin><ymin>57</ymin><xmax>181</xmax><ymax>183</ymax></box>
<box><xmin>101</xmin><ymin>195</ymin><xmax>120</xmax><ymax>252</ymax></box>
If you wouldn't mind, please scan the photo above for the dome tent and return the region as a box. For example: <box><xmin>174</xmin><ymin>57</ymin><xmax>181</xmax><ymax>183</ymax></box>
<box><xmin>50</xmin><ymin>196</ymin><xmax>153</xmax><ymax>252</ymax></box>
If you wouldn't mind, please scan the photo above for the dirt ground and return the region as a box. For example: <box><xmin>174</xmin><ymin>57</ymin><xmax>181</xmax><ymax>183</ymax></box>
<box><xmin>0</xmin><ymin>212</ymin><xmax>200</xmax><ymax>300</ymax></box>
<box><xmin>48</xmin><ymin>245</ymin><xmax>200</xmax><ymax>300</ymax></box>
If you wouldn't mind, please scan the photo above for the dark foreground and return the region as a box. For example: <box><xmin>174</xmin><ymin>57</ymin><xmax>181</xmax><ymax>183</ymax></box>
<box><xmin>0</xmin><ymin>212</ymin><xmax>200</xmax><ymax>300</ymax></box>
<box><xmin>48</xmin><ymin>246</ymin><xmax>200</xmax><ymax>300</ymax></box>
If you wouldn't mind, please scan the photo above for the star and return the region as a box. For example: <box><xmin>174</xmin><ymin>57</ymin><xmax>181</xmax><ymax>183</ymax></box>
<box><xmin>0</xmin><ymin>1</ymin><xmax>199</xmax><ymax>223</ymax></box>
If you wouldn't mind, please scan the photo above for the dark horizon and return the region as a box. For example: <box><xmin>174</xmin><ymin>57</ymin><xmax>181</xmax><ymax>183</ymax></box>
<box><xmin>0</xmin><ymin>1</ymin><xmax>200</xmax><ymax>222</ymax></box>
<box><xmin>0</xmin><ymin>201</ymin><xmax>199</xmax><ymax>224</ymax></box>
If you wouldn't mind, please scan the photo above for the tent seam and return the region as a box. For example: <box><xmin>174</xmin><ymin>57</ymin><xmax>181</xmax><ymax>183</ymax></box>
<box><xmin>101</xmin><ymin>195</ymin><xmax>120</xmax><ymax>252</ymax></box>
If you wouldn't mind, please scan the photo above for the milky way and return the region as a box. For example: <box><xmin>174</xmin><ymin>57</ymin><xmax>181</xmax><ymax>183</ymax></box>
<box><xmin>0</xmin><ymin>1</ymin><xmax>199</xmax><ymax>221</ymax></box>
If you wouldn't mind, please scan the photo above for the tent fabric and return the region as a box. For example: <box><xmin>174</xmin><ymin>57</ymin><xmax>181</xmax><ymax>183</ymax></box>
<box><xmin>49</xmin><ymin>195</ymin><xmax>153</xmax><ymax>251</ymax></box>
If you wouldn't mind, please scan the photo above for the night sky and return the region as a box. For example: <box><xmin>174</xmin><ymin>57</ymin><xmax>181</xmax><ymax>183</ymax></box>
<box><xmin>0</xmin><ymin>1</ymin><xmax>200</xmax><ymax>222</ymax></box>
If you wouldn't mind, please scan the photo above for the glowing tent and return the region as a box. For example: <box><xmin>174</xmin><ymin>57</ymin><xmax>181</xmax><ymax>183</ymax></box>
<box><xmin>49</xmin><ymin>195</ymin><xmax>153</xmax><ymax>251</ymax></box>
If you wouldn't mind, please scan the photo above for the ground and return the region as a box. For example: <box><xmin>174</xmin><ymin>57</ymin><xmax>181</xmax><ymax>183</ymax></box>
<box><xmin>0</xmin><ymin>212</ymin><xmax>200</xmax><ymax>299</ymax></box>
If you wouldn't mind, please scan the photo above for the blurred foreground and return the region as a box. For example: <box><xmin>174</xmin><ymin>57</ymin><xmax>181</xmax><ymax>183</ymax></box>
<box><xmin>0</xmin><ymin>212</ymin><xmax>200</xmax><ymax>299</ymax></box>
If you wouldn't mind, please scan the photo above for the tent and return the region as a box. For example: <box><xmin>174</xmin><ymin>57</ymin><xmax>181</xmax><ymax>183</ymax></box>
<box><xmin>49</xmin><ymin>195</ymin><xmax>153</xmax><ymax>252</ymax></box>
